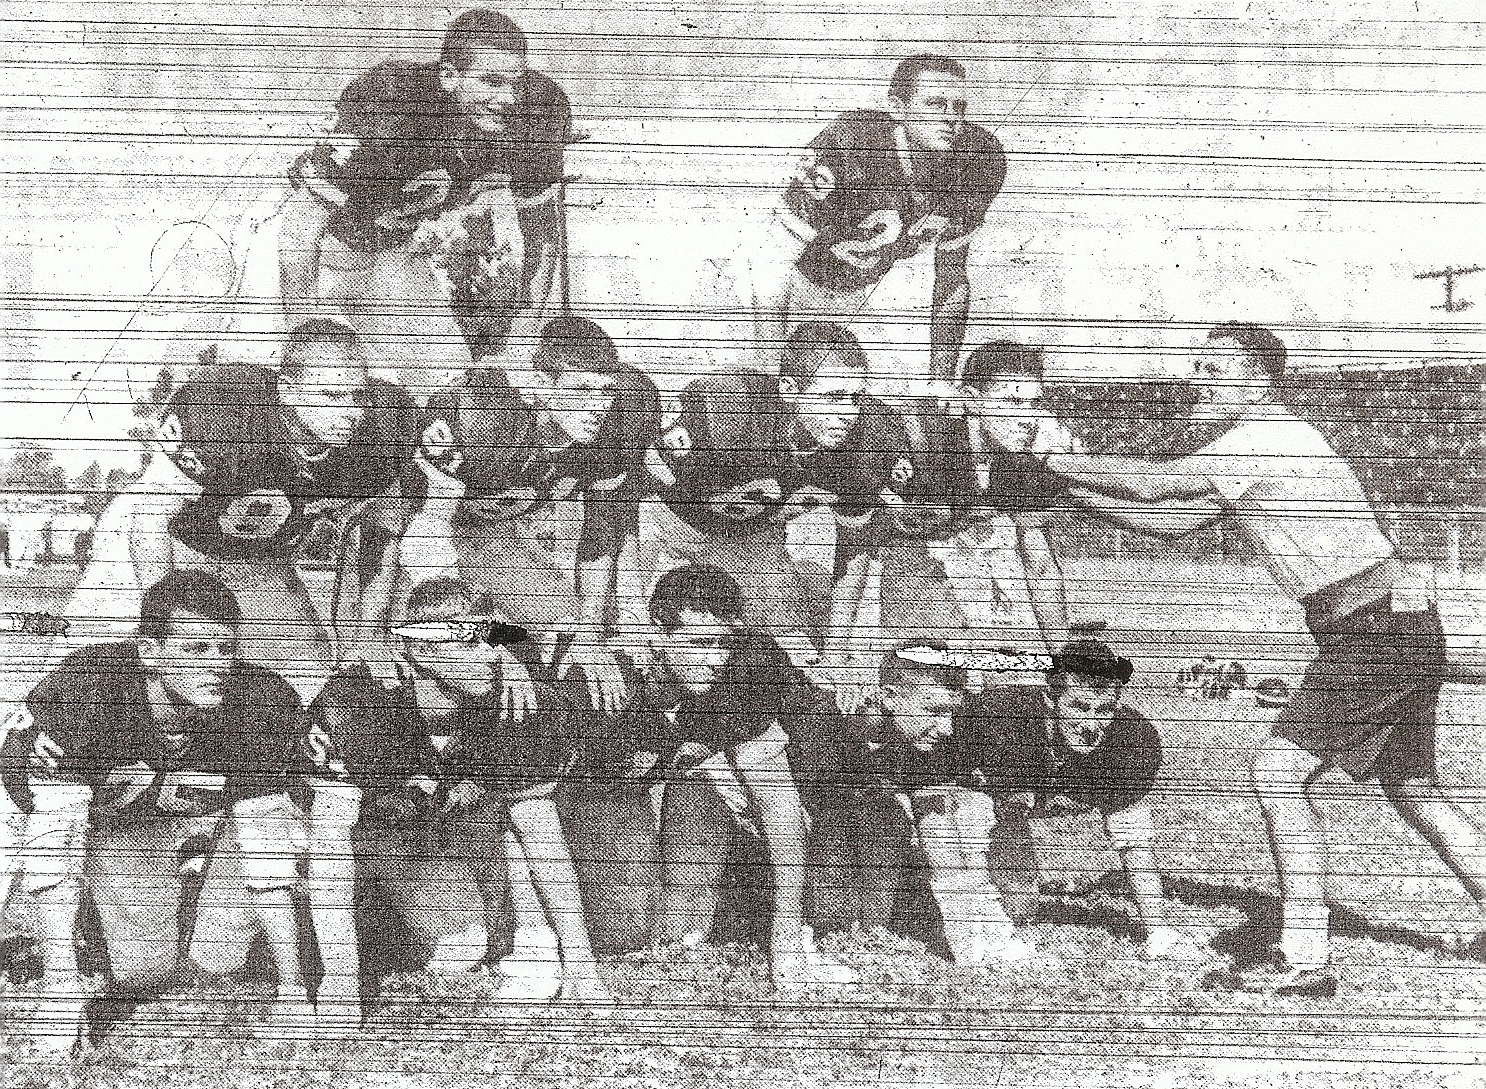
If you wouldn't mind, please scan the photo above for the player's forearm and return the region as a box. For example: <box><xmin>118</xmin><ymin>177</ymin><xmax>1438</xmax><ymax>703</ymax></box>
<box><xmin>1045</xmin><ymin>452</ymin><xmax>1209</xmax><ymax>503</ymax></box>
<box><xmin>1068</xmin><ymin>487</ymin><xmax>1223</xmax><ymax>540</ymax></box>
<box><xmin>398</xmin><ymin>506</ymin><xmax>461</xmax><ymax>583</ymax></box>
<box><xmin>1120</xmin><ymin>843</ymin><xmax>1168</xmax><ymax>929</ymax></box>
<box><xmin>929</xmin><ymin>262</ymin><xmax>971</xmax><ymax>381</ymax></box>
<box><xmin>1017</xmin><ymin>528</ymin><xmax>1070</xmax><ymax>653</ymax></box>
<box><xmin>575</xmin><ymin>553</ymin><xmax>618</xmax><ymax>634</ymax></box>
<box><xmin>277</xmin><ymin>190</ymin><xmax>333</xmax><ymax>314</ymax></box>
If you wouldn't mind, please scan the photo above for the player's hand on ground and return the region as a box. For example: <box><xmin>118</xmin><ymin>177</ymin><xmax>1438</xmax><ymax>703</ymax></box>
<box><xmin>0</xmin><ymin>702</ymin><xmax>34</xmax><ymax>744</ymax></box>
<box><xmin>30</xmin><ymin>728</ymin><xmax>64</xmax><ymax>775</ymax></box>
<box><xmin>555</xmin><ymin>640</ymin><xmax>629</xmax><ymax>714</ymax></box>
<box><xmin>1142</xmin><ymin>924</ymin><xmax>1202</xmax><ymax>961</ymax></box>
<box><xmin>443</xmin><ymin>779</ymin><xmax>487</xmax><ymax>813</ymax></box>
<box><xmin>494</xmin><ymin>645</ymin><xmax>539</xmax><ymax>723</ymax></box>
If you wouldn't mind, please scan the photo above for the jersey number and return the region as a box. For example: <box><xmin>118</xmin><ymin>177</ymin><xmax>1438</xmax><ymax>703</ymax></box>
<box><xmin>830</xmin><ymin>210</ymin><xmax>903</xmax><ymax>272</ymax></box>
<box><xmin>707</xmin><ymin>478</ymin><xmax>784</xmax><ymax>521</ymax></box>
<box><xmin>219</xmin><ymin>489</ymin><xmax>293</xmax><ymax>541</ymax></box>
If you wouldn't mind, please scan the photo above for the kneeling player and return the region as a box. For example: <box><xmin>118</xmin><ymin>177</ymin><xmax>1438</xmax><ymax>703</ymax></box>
<box><xmin>608</xmin><ymin>565</ymin><xmax>856</xmax><ymax>988</ymax></box>
<box><xmin>62</xmin><ymin>319</ymin><xmax>418</xmax><ymax>697</ymax></box>
<box><xmin>634</xmin><ymin>322</ymin><xmax>916</xmax><ymax>672</ymax></box>
<box><xmin>5</xmin><ymin>571</ymin><xmax>309</xmax><ymax>1050</ymax></box>
<box><xmin>804</xmin><ymin>640</ymin><xmax>1188</xmax><ymax>963</ymax></box>
<box><xmin>304</xmin><ymin>577</ymin><xmax>611</xmax><ymax>1012</ymax></box>
<box><xmin>401</xmin><ymin>314</ymin><xmax>658</xmax><ymax>713</ymax></box>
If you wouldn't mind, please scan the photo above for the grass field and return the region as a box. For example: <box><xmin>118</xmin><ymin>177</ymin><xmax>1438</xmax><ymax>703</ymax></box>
<box><xmin>2</xmin><ymin>560</ymin><xmax>1485</xmax><ymax>1088</ymax></box>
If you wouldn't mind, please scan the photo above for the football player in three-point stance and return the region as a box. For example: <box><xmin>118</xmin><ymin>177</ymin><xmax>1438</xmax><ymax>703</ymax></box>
<box><xmin>279</xmin><ymin>9</ymin><xmax>572</xmax><ymax>398</ymax></box>
<box><xmin>749</xmin><ymin>54</ymin><xmax>1007</xmax><ymax>384</ymax></box>
<box><xmin>634</xmin><ymin>322</ymin><xmax>917</xmax><ymax>674</ymax></box>
<box><xmin>60</xmin><ymin>319</ymin><xmax>418</xmax><ymax>699</ymax></box>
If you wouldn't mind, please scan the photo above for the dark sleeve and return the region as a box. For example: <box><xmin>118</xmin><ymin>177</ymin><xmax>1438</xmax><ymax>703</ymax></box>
<box><xmin>979</xmin><ymin>449</ymin><xmax>1067</xmax><ymax>515</ymax></box>
<box><xmin>577</xmin><ymin>369</ymin><xmax>660</xmax><ymax>561</ymax></box>
<box><xmin>226</xmin><ymin>669</ymin><xmax>305</xmax><ymax>802</ymax></box>
<box><xmin>307</xmin><ymin>668</ymin><xmax>420</xmax><ymax>793</ymax></box>
<box><xmin>944</xmin><ymin>126</ymin><xmax>1008</xmax><ymax>244</ymax></box>
<box><xmin>781</xmin><ymin>114</ymin><xmax>873</xmax><ymax>243</ymax></box>
<box><xmin>1090</xmin><ymin>710</ymin><xmax>1162</xmax><ymax>815</ymax></box>
<box><xmin>24</xmin><ymin>646</ymin><xmax>121</xmax><ymax>783</ymax></box>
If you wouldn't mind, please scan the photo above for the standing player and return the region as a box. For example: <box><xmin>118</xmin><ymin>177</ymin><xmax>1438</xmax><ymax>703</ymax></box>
<box><xmin>1042</xmin><ymin>321</ymin><xmax>1486</xmax><ymax>995</ymax></box>
<box><xmin>635</xmin><ymin>322</ymin><xmax>917</xmax><ymax>671</ymax></box>
<box><xmin>749</xmin><ymin>54</ymin><xmax>1007</xmax><ymax>383</ymax></box>
<box><xmin>4</xmin><ymin>572</ymin><xmax>309</xmax><ymax>1050</ymax></box>
<box><xmin>304</xmin><ymin>577</ymin><xmax>611</xmax><ymax>1013</ymax></box>
<box><xmin>279</xmin><ymin>9</ymin><xmax>571</xmax><ymax>396</ymax></box>
<box><xmin>63</xmin><ymin>319</ymin><xmax>418</xmax><ymax>697</ymax></box>
<box><xmin>399</xmin><ymin>315</ymin><xmax>659</xmax><ymax>713</ymax></box>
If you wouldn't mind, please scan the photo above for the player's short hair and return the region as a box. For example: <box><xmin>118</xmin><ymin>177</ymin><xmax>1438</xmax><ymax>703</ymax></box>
<box><xmin>442</xmin><ymin>8</ymin><xmax>528</xmax><ymax>69</ymax></box>
<box><xmin>962</xmin><ymin>341</ymin><xmax>1045</xmax><ymax>389</ymax></box>
<box><xmin>1207</xmin><ymin>322</ymin><xmax>1287</xmax><ymax>382</ymax></box>
<box><xmin>531</xmin><ymin>315</ymin><xmax>625</xmax><ymax>378</ymax></box>
<box><xmin>648</xmin><ymin>564</ymin><xmax>744</xmax><ymax>630</ymax></box>
<box><xmin>782</xmin><ymin>322</ymin><xmax>870</xmax><ymax>385</ymax></box>
<box><xmin>890</xmin><ymin>54</ymin><xmax>967</xmax><ymax>102</ymax></box>
<box><xmin>403</xmin><ymin>577</ymin><xmax>497</xmax><ymax>625</ymax></box>
<box><xmin>280</xmin><ymin>319</ymin><xmax>366</xmax><ymax>381</ymax></box>
<box><xmin>138</xmin><ymin>570</ymin><xmax>242</xmax><ymax>642</ymax></box>
<box><xmin>1046</xmin><ymin>638</ymin><xmax>1135</xmax><ymax>699</ymax></box>
<box><xmin>879</xmin><ymin>639</ymin><xmax>969</xmax><ymax>692</ymax></box>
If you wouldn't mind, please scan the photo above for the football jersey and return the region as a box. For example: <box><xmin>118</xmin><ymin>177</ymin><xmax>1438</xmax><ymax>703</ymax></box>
<box><xmin>291</xmin><ymin>60</ymin><xmax>570</xmax><ymax>255</ymax></box>
<box><xmin>155</xmin><ymin>365</ymin><xmax>419</xmax><ymax>562</ymax></box>
<box><xmin>973</xmin><ymin>446</ymin><xmax>1068</xmax><ymax>520</ymax></box>
<box><xmin>873</xmin><ymin>400</ymin><xmax>978</xmax><ymax>541</ymax></box>
<box><xmin>4</xmin><ymin>642</ymin><xmax>302</xmax><ymax>823</ymax></box>
<box><xmin>307</xmin><ymin>662</ymin><xmax>578</xmax><ymax>797</ymax></box>
<box><xmin>648</xmin><ymin>371</ymin><xmax>918</xmax><ymax>537</ymax></box>
<box><xmin>783</xmin><ymin>110</ymin><xmax>1007</xmax><ymax>294</ymax></box>
<box><xmin>420</xmin><ymin>366</ymin><xmax>659</xmax><ymax>537</ymax></box>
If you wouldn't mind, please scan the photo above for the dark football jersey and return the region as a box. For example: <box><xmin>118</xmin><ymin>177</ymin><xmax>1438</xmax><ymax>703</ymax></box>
<box><xmin>155</xmin><ymin>365</ymin><xmax>418</xmax><ymax>562</ymax></box>
<box><xmin>307</xmin><ymin>662</ymin><xmax>578</xmax><ymax>797</ymax></box>
<box><xmin>4</xmin><ymin>643</ymin><xmax>302</xmax><ymax>822</ymax></box>
<box><xmin>420</xmin><ymin>367</ymin><xmax>658</xmax><ymax>543</ymax></box>
<box><xmin>782</xmin><ymin>110</ymin><xmax>1006</xmax><ymax>293</ymax></box>
<box><xmin>648</xmin><ymin>371</ymin><xmax>917</xmax><ymax>537</ymax></box>
<box><xmin>973</xmin><ymin>446</ymin><xmax>1068</xmax><ymax>519</ymax></box>
<box><xmin>877</xmin><ymin>402</ymin><xmax>979</xmax><ymax>540</ymax></box>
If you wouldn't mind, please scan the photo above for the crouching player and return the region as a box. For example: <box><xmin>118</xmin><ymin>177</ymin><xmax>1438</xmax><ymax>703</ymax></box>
<box><xmin>3</xmin><ymin>571</ymin><xmax>310</xmax><ymax>1051</ymax></box>
<box><xmin>303</xmin><ymin>577</ymin><xmax>611</xmax><ymax>1016</ymax></box>
<box><xmin>803</xmin><ymin>640</ymin><xmax>1190</xmax><ymax>964</ymax></box>
<box><xmin>601</xmin><ymin>565</ymin><xmax>857</xmax><ymax>988</ymax></box>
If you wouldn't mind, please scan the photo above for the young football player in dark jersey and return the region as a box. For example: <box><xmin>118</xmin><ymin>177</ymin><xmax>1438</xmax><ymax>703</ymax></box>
<box><xmin>303</xmin><ymin>577</ymin><xmax>612</xmax><ymax>1018</ymax></box>
<box><xmin>593</xmin><ymin>565</ymin><xmax>857</xmax><ymax>989</ymax></box>
<box><xmin>61</xmin><ymin>320</ymin><xmax>418</xmax><ymax>697</ymax></box>
<box><xmin>278</xmin><ymin>9</ymin><xmax>572</xmax><ymax>396</ymax></box>
<box><xmin>1040</xmin><ymin>322</ymin><xmax>1486</xmax><ymax>996</ymax></box>
<box><xmin>399</xmin><ymin>315</ymin><xmax>659</xmax><ymax>715</ymax></box>
<box><xmin>801</xmin><ymin>640</ymin><xmax>1189</xmax><ymax>964</ymax></box>
<box><xmin>634</xmin><ymin>322</ymin><xmax>916</xmax><ymax>673</ymax></box>
<box><xmin>4</xmin><ymin>572</ymin><xmax>309</xmax><ymax>1051</ymax></box>
<box><xmin>749</xmin><ymin>54</ymin><xmax>1007</xmax><ymax>382</ymax></box>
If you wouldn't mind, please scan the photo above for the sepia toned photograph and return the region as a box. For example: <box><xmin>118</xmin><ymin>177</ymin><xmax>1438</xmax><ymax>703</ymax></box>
<box><xmin>0</xmin><ymin>1</ymin><xmax>1482</xmax><ymax>1085</ymax></box>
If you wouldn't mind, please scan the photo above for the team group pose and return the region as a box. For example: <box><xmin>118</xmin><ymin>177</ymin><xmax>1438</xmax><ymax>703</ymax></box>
<box><xmin>1</xmin><ymin>5</ymin><xmax>1482</xmax><ymax>1060</ymax></box>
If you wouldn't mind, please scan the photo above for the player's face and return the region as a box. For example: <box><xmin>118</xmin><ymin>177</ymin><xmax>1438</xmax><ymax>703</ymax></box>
<box><xmin>883</xmin><ymin>681</ymin><xmax>964</xmax><ymax>752</ymax></box>
<box><xmin>280</xmin><ymin>349</ymin><xmax>370</xmax><ymax>448</ymax></box>
<box><xmin>440</xmin><ymin>49</ymin><xmax>525</xmax><ymax>137</ymax></box>
<box><xmin>403</xmin><ymin>631</ymin><xmax>500</xmax><ymax>700</ymax></box>
<box><xmin>1192</xmin><ymin>336</ymin><xmax>1266</xmax><ymax>421</ymax></box>
<box><xmin>139</xmin><ymin>610</ymin><xmax>239</xmax><ymax>710</ymax></box>
<box><xmin>547</xmin><ymin>368</ymin><xmax>618</xmax><ymax>446</ymax></box>
<box><xmin>967</xmin><ymin>375</ymin><xmax>1044</xmax><ymax>453</ymax></box>
<box><xmin>790</xmin><ymin>355</ymin><xmax>867</xmax><ymax>450</ymax></box>
<box><xmin>894</xmin><ymin>72</ymin><xmax>968</xmax><ymax>155</ymax></box>
<box><xmin>654</xmin><ymin>609</ymin><xmax>734</xmax><ymax>697</ymax></box>
<box><xmin>1048</xmin><ymin>679</ymin><xmax>1120</xmax><ymax>755</ymax></box>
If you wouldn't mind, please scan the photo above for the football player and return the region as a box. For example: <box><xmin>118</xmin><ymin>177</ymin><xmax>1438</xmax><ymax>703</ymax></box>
<box><xmin>598</xmin><ymin>564</ymin><xmax>857</xmax><ymax>989</ymax></box>
<box><xmin>800</xmin><ymin>640</ymin><xmax>1188</xmax><ymax>964</ymax></box>
<box><xmin>748</xmin><ymin>54</ymin><xmax>1007</xmax><ymax>383</ymax></box>
<box><xmin>634</xmin><ymin>322</ymin><xmax>917</xmax><ymax>673</ymax></box>
<box><xmin>303</xmin><ymin>577</ymin><xmax>612</xmax><ymax>1013</ymax></box>
<box><xmin>1042</xmin><ymin>321</ymin><xmax>1486</xmax><ymax>995</ymax></box>
<box><xmin>279</xmin><ymin>8</ymin><xmax>571</xmax><ymax>397</ymax></box>
<box><xmin>3</xmin><ymin>572</ymin><xmax>309</xmax><ymax>1050</ymax></box>
<box><xmin>61</xmin><ymin>319</ymin><xmax>419</xmax><ymax>698</ymax></box>
<box><xmin>399</xmin><ymin>314</ymin><xmax>659</xmax><ymax>714</ymax></box>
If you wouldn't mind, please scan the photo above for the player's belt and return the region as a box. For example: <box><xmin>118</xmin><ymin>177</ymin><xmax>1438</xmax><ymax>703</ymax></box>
<box><xmin>1301</xmin><ymin>555</ymin><xmax>1406</xmax><ymax>632</ymax></box>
